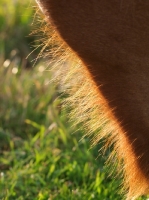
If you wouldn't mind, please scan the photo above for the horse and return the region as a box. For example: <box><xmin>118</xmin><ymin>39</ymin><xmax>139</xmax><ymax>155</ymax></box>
<box><xmin>35</xmin><ymin>1</ymin><xmax>149</xmax><ymax>199</ymax></box>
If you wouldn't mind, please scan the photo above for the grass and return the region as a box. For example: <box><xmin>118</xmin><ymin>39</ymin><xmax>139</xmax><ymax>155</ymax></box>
<box><xmin>0</xmin><ymin>0</ymin><xmax>148</xmax><ymax>199</ymax></box>
<box><xmin>0</xmin><ymin>62</ymin><xmax>121</xmax><ymax>200</ymax></box>
<box><xmin>0</xmin><ymin>0</ymin><xmax>37</xmax><ymax>67</ymax></box>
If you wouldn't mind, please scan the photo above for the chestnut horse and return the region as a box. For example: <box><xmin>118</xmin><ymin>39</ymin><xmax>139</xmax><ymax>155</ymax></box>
<box><xmin>35</xmin><ymin>1</ymin><xmax>149</xmax><ymax>199</ymax></box>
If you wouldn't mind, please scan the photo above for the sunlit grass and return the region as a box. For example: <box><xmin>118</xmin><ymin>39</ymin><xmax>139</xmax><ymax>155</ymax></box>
<box><xmin>0</xmin><ymin>60</ymin><xmax>122</xmax><ymax>200</ymax></box>
<box><xmin>0</xmin><ymin>0</ymin><xmax>36</xmax><ymax>67</ymax></box>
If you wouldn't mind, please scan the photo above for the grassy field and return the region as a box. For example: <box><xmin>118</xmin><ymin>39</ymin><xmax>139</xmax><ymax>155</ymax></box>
<box><xmin>0</xmin><ymin>63</ymin><xmax>120</xmax><ymax>200</ymax></box>
<box><xmin>0</xmin><ymin>1</ymin><xmax>148</xmax><ymax>200</ymax></box>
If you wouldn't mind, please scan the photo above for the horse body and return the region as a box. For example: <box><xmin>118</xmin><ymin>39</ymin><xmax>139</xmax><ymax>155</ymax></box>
<box><xmin>36</xmin><ymin>1</ymin><xmax>149</xmax><ymax>199</ymax></box>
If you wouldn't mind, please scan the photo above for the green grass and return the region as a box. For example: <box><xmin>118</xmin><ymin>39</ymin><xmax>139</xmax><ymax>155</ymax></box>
<box><xmin>0</xmin><ymin>63</ymin><xmax>121</xmax><ymax>200</ymax></box>
<box><xmin>0</xmin><ymin>0</ymin><xmax>37</xmax><ymax>67</ymax></box>
<box><xmin>0</xmin><ymin>1</ymin><xmax>148</xmax><ymax>199</ymax></box>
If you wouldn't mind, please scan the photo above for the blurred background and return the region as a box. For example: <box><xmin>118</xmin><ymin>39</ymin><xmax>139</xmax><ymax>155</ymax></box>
<box><xmin>0</xmin><ymin>1</ymin><xmax>139</xmax><ymax>199</ymax></box>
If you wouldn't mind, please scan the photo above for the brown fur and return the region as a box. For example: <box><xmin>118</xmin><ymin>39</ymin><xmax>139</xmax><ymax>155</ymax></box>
<box><xmin>35</xmin><ymin>1</ymin><xmax>149</xmax><ymax>199</ymax></box>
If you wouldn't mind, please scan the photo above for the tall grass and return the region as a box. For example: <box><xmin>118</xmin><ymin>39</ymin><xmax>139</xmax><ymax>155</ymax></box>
<box><xmin>0</xmin><ymin>62</ymin><xmax>122</xmax><ymax>200</ymax></box>
<box><xmin>0</xmin><ymin>0</ymin><xmax>36</xmax><ymax>67</ymax></box>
